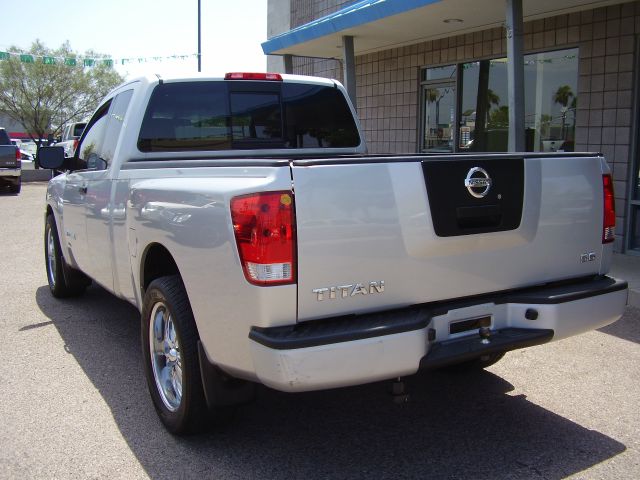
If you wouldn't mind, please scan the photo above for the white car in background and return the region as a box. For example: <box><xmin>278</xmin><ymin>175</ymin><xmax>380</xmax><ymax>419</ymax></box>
<box><xmin>56</xmin><ymin>121</ymin><xmax>87</xmax><ymax>157</ymax></box>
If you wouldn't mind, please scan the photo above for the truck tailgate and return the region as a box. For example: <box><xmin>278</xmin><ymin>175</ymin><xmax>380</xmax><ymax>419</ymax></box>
<box><xmin>292</xmin><ymin>154</ymin><xmax>609</xmax><ymax>322</ymax></box>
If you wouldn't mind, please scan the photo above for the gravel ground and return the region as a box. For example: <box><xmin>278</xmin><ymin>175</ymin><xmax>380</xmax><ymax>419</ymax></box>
<box><xmin>1</xmin><ymin>183</ymin><xmax>639</xmax><ymax>480</ymax></box>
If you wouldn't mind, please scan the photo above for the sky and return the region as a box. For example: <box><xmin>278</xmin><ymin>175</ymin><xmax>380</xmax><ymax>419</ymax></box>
<box><xmin>0</xmin><ymin>0</ymin><xmax>269</xmax><ymax>79</ymax></box>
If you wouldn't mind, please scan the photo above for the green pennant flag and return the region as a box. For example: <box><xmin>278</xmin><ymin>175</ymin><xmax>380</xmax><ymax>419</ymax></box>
<box><xmin>83</xmin><ymin>58</ymin><xmax>95</xmax><ymax>67</ymax></box>
<box><xmin>0</xmin><ymin>52</ymin><xmax>9</xmax><ymax>60</ymax></box>
<box><xmin>64</xmin><ymin>57</ymin><xmax>77</xmax><ymax>66</ymax></box>
<box><xmin>43</xmin><ymin>56</ymin><xmax>56</xmax><ymax>65</ymax></box>
<box><xmin>102</xmin><ymin>59</ymin><xmax>113</xmax><ymax>67</ymax></box>
<box><xmin>20</xmin><ymin>54</ymin><xmax>34</xmax><ymax>63</ymax></box>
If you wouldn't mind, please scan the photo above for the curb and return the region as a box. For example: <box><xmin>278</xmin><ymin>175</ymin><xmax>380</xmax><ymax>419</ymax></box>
<box><xmin>22</xmin><ymin>169</ymin><xmax>53</xmax><ymax>182</ymax></box>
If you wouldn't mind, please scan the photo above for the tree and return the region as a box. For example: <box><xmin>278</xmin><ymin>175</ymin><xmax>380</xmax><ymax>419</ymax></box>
<box><xmin>553</xmin><ymin>85</ymin><xmax>575</xmax><ymax>140</ymax></box>
<box><xmin>488</xmin><ymin>105</ymin><xmax>509</xmax><ymax>127</ymax></box>
<box><xmin>0</xmin><ymin>40</ymin><xmax>123</xmax><ymax>162</ymax></box>
<box><xmin>426</xmin><ymin>87</ymin><xmax>447</xmax><ymax>126</ymax></box>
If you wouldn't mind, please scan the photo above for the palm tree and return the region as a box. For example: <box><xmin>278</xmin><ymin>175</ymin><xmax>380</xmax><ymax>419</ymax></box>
<box><xmin>553</xmin><ymin>85</ymin><xmax>575</xmax><ymax>140</ymax></box>
<box><xmin>426</xmin><ymin>87</ymin><xmax>447</xmax><ymax>126</ymax></box>
<box><xmin>486</xmin><ymin>89</ymin><xmax>500</xmax><ymax>113</ymax></box>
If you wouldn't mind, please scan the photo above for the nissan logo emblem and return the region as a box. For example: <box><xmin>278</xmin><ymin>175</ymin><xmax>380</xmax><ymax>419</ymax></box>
<box><xmin>464</xmin><ymin>167</ymin><xmax>492</xmax><ymax>198</ymax></box>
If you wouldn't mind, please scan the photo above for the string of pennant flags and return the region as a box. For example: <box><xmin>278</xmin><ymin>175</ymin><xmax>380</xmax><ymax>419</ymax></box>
<box><xmin>0</xmin><ymin>50</ymin><xmax>199</xmax><ymax>67</ymax></box>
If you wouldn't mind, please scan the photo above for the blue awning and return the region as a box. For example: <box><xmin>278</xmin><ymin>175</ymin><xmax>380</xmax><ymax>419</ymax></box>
<box><xmin>262</xmin><ymin>0</ymin><xmax>619</xmax><ymax>59</ymax></box>
<box><xmin>262</xmin><ymin>0</ymin><xmax>441</xmax><ymax>56</ymax></box>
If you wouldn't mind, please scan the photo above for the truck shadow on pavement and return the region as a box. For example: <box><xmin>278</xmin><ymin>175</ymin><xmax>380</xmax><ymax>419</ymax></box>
<box><xmin>598</xmin><ymin>305</ymin><xmax>640</xmax><ymax>344</ymax></box>
<box><xmin>35</xmin><ymin>284</ymin><xmax>625</xmax><ymax>480</ymax></box>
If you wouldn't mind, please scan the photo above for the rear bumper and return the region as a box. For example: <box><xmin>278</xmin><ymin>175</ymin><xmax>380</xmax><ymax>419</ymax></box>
<box><xmin>0</xmin><ymin>167</ymin><xmax>21</xmax><ymax>178</ymax></box>
<box><xmin>248</xmin><ymin>276</ymin><xmax>628</xmax><ymax>392</ymax></box>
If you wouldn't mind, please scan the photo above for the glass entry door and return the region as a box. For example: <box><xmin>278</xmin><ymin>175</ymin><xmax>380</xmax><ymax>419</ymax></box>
<box><xmin>421</xmin><ymin>83</ymin><xmax>456</xmax><ymax>153</ymax></box>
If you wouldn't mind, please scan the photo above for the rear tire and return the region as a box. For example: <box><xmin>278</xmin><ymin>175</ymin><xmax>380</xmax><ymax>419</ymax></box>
<box><xmin>9</xmin><ymin>178</ymin><xmax>21</xmax><ymax>194</ymax></box>
<box><xmin>141</xmin><ymin>275</ymin><xmax>221</xmax><ymax>434</ymax></box>
<box><xmin>44</xmin><ymin>214</ymin><xmax>90</xmax><ymax>297</ymax></box>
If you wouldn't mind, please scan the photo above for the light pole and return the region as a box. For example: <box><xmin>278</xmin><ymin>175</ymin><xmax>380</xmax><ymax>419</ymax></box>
<box><xmin>197</xmin><ymin>0</ymin><xmax>201</xmax><ymax>72</ymax></box>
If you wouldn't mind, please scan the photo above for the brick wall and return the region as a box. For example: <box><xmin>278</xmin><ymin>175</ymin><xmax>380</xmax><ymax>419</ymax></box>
<box><xmin>288</xmin><ymin>1</ymin><xmax>639</xmax><ymax>250</ymax></box>
<box><xmin>289</xmin><ymin>0</ymin><xmax>351</xmax><ymax>84</ymax></box>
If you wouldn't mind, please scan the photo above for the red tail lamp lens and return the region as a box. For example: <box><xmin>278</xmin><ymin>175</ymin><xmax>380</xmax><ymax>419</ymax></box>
<box><xmin>231</xmin><ymin>191</ymin><xmax>296</xmax><ymax>285</ymax></box>
<box><xmin>602</xmin><ymin>174</ymin><xmax>615</xmax><ymax>244</ymax></box>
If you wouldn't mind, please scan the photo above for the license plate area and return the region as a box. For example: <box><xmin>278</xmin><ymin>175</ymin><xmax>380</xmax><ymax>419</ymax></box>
<box><xmin>449</xmin><ymin>315</ymin><xmax>492</xmax><ymax>335</ymax></box>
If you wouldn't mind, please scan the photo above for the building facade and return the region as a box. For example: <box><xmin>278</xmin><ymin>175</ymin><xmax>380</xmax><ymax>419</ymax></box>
<box><xmin>265</xmin><ymin>0</ymin><xmax>640</xmax><ymax>254</ymax></box>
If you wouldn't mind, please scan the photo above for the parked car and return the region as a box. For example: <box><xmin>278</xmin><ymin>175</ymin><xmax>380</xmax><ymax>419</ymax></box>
<box><xmin>11</xmin><ymin>140</ymin><xmax>34</xmax><ymax>161</ymax></box>
<box><xmin>56</xmin><ymin>121</ymin><xmax>87</xmax><ymax>157</ymax></box>
<box><xmin>0</xmin><ymin>128</ymin><xmax>21</xmax><ymax>193</ymax></box>
<box><xmin>39</xmin><ymin>73</ymin><xmax>628</xmax><ymax>434</ymax></box>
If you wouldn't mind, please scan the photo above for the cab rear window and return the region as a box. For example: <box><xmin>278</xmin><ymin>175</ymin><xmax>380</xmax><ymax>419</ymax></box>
<box><xmin>137</xmin><ymin>81</ymin><xmax>360</xmax><ymax>152</ymax></box>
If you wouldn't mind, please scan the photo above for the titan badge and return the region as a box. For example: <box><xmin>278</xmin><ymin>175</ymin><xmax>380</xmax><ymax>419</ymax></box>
<box><xmin>313</xmin><ymin>281</ymin><xmax>385</xmax><ymax>301</ymax></box>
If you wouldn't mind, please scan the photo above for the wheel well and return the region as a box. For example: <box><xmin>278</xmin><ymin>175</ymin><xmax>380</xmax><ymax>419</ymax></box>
<box><xmin>141</xmin><ymin>244</ymin><xmax>180</xmax><ymax>292</ymax></box>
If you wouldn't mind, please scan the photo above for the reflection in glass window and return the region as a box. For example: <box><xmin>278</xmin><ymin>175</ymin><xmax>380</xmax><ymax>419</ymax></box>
<box><xmin>77</xmin><ymin>101</ymin><xmax>111</xmax><ymax>170</ymax></box>
<box><xmin>101</xmin><ymin>90</ymin><xmax>133</xmax><ymax>166</ymax></box>
<box><xmin>230</xmin><ymin>92</ymin><xmax>282</xmax><ymax>145</ymax></box>
<box><xmin>138</xmin><ymin>81</ymin><xmax>360</xmax><ymax>152</ymax></box>
<box><xmin>460</xmin><ymin>48</ymin><xmax>578</xmax><ymax>152</ymax></box>
<box><xmin>422</xmin><ymin>85</ymin><xmax>456</xmax><ymax>152</ymax></box>
<box><xmin>282</xmin><ymin>83</ymin><xmax>360</xmax><ymax>148</ymax></box>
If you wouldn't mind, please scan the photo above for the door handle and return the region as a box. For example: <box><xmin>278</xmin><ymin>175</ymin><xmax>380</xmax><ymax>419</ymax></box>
<box><xmin>79</xmin><ymin>186</ymin><xmax>87</xmax><ymax>194</ymax></box>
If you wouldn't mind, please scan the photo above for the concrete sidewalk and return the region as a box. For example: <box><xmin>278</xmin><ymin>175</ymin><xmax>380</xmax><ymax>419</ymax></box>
<box><xmin>610</xmin><ymin>252</ymin><xmax>640</xmax><ymax>308</ymax></box>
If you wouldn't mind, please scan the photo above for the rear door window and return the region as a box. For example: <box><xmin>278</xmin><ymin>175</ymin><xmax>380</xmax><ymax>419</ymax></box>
<box><xmin>72</xmin><ymin>123</ymin><xmax>86</xmax><ymax>138</ymax></box>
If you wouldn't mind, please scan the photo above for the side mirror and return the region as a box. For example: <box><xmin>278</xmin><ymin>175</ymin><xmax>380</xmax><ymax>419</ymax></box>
<box><xmin>38</xmin><ymin>146</ymin><xmax>66</xmax><ymax>169</ymax></box>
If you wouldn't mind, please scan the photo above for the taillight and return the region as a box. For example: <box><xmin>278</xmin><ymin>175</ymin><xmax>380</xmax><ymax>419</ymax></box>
<box><xmin>73</xmin><ymin>138</ymin><xmax>79</xmax><ymax>154</ymax></box>
<box><xmin>225</xmin><ymin>72</ymin><xmax>283</xmax><ymax>81</ymax></box>
<box><xmin>602</xmin><ymin>174</ymin><xmax>615</xmax><ymax>244</ymax></box>
<box><xmin>231</xmin><ymin>191</ymin><xmax>296</xmax><ymax>285</ymax></box>
<box><xmin>15</xmin><ymin>146</ymin><xmax>20</xmax><ymax>167</ymax></box>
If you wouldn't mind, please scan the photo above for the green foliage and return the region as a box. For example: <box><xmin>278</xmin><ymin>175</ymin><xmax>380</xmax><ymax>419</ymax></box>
<box><xmin>553</xmin><ymin>85</ymin><xmax>574</xmax><ymax>108</ymax></box>
<box><xmin>0</xmin><ymin>40</ymin><xmax>123</xmax><ymax>144</ymax></box>
<box><xmin>488</xmin><ymin>105</ymin><xmax>509</xmax><ymax>128</ymax></box>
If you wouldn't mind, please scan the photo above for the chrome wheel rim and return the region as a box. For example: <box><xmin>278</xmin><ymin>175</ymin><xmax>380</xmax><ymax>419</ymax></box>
<box><xmin>149</xmin><ymin>302</ymin><xmax>183</xmax><ymax>412</ymax></box>
<box><xmin>46</xmin><ymin>226</ymin><xmax>57</xmax><ymax>288</ymax></box>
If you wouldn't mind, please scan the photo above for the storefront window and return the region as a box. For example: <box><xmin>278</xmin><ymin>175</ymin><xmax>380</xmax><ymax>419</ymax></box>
<box><xmin>422</xmin><ymin>64</ymin><xmax>456</xmax><ymax>82</ymax></box>
<box><xmin>459</xmin><ymin>48</ymin><xmax>578</xmax><ymax>152</ymax></box>
<box><xmin>422</xmin><ymin>84</ymin><xmax>456</xmax><ymax>152</ymax></box>
<box><xmin>420</xmin><ymin>65</ymin><xmax>457</xmax><ymax>153</ymax></box>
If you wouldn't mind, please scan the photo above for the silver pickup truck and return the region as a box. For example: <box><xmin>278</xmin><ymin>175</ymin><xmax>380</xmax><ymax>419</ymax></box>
<box><xmin>0</xmin><ymin>128</ymin><xmax>21</xmax><ymax>194</ymax></box>
<box><xmin>39</xmin><ymin>73</ymin><xmax>628</xmax><ymax>434</ymax></box>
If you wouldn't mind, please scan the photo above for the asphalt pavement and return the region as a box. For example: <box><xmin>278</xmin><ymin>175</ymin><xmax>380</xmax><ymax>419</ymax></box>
<box><xmin>1</xmin><ymin>183</ymin><xmax>639</xmax><ymax>480</ymax></box>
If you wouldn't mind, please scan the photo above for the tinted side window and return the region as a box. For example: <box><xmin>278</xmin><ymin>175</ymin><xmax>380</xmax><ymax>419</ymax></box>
<box><xmin>100</xmin><ymin>90</ymin><xmax>133</xmax><ymax>166</ymax></box>
<box><xmin>0</xmin><ymin>129</ymin><xmax>10</xmax><ymax>145</ymax></box>
<box><xmin>76</xmin><ymin>101</ymin><xmax>111</xmax><ymax>171</ymax></box>
<box><xmin>282</xmin><ymin>84</ymin><xmax>360</xmax><ymax>148</ymax></box>
<box><xmin>72</xmin><ymin>123</ymin><xmax>86</xmax><ymax>138</ymax></box>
